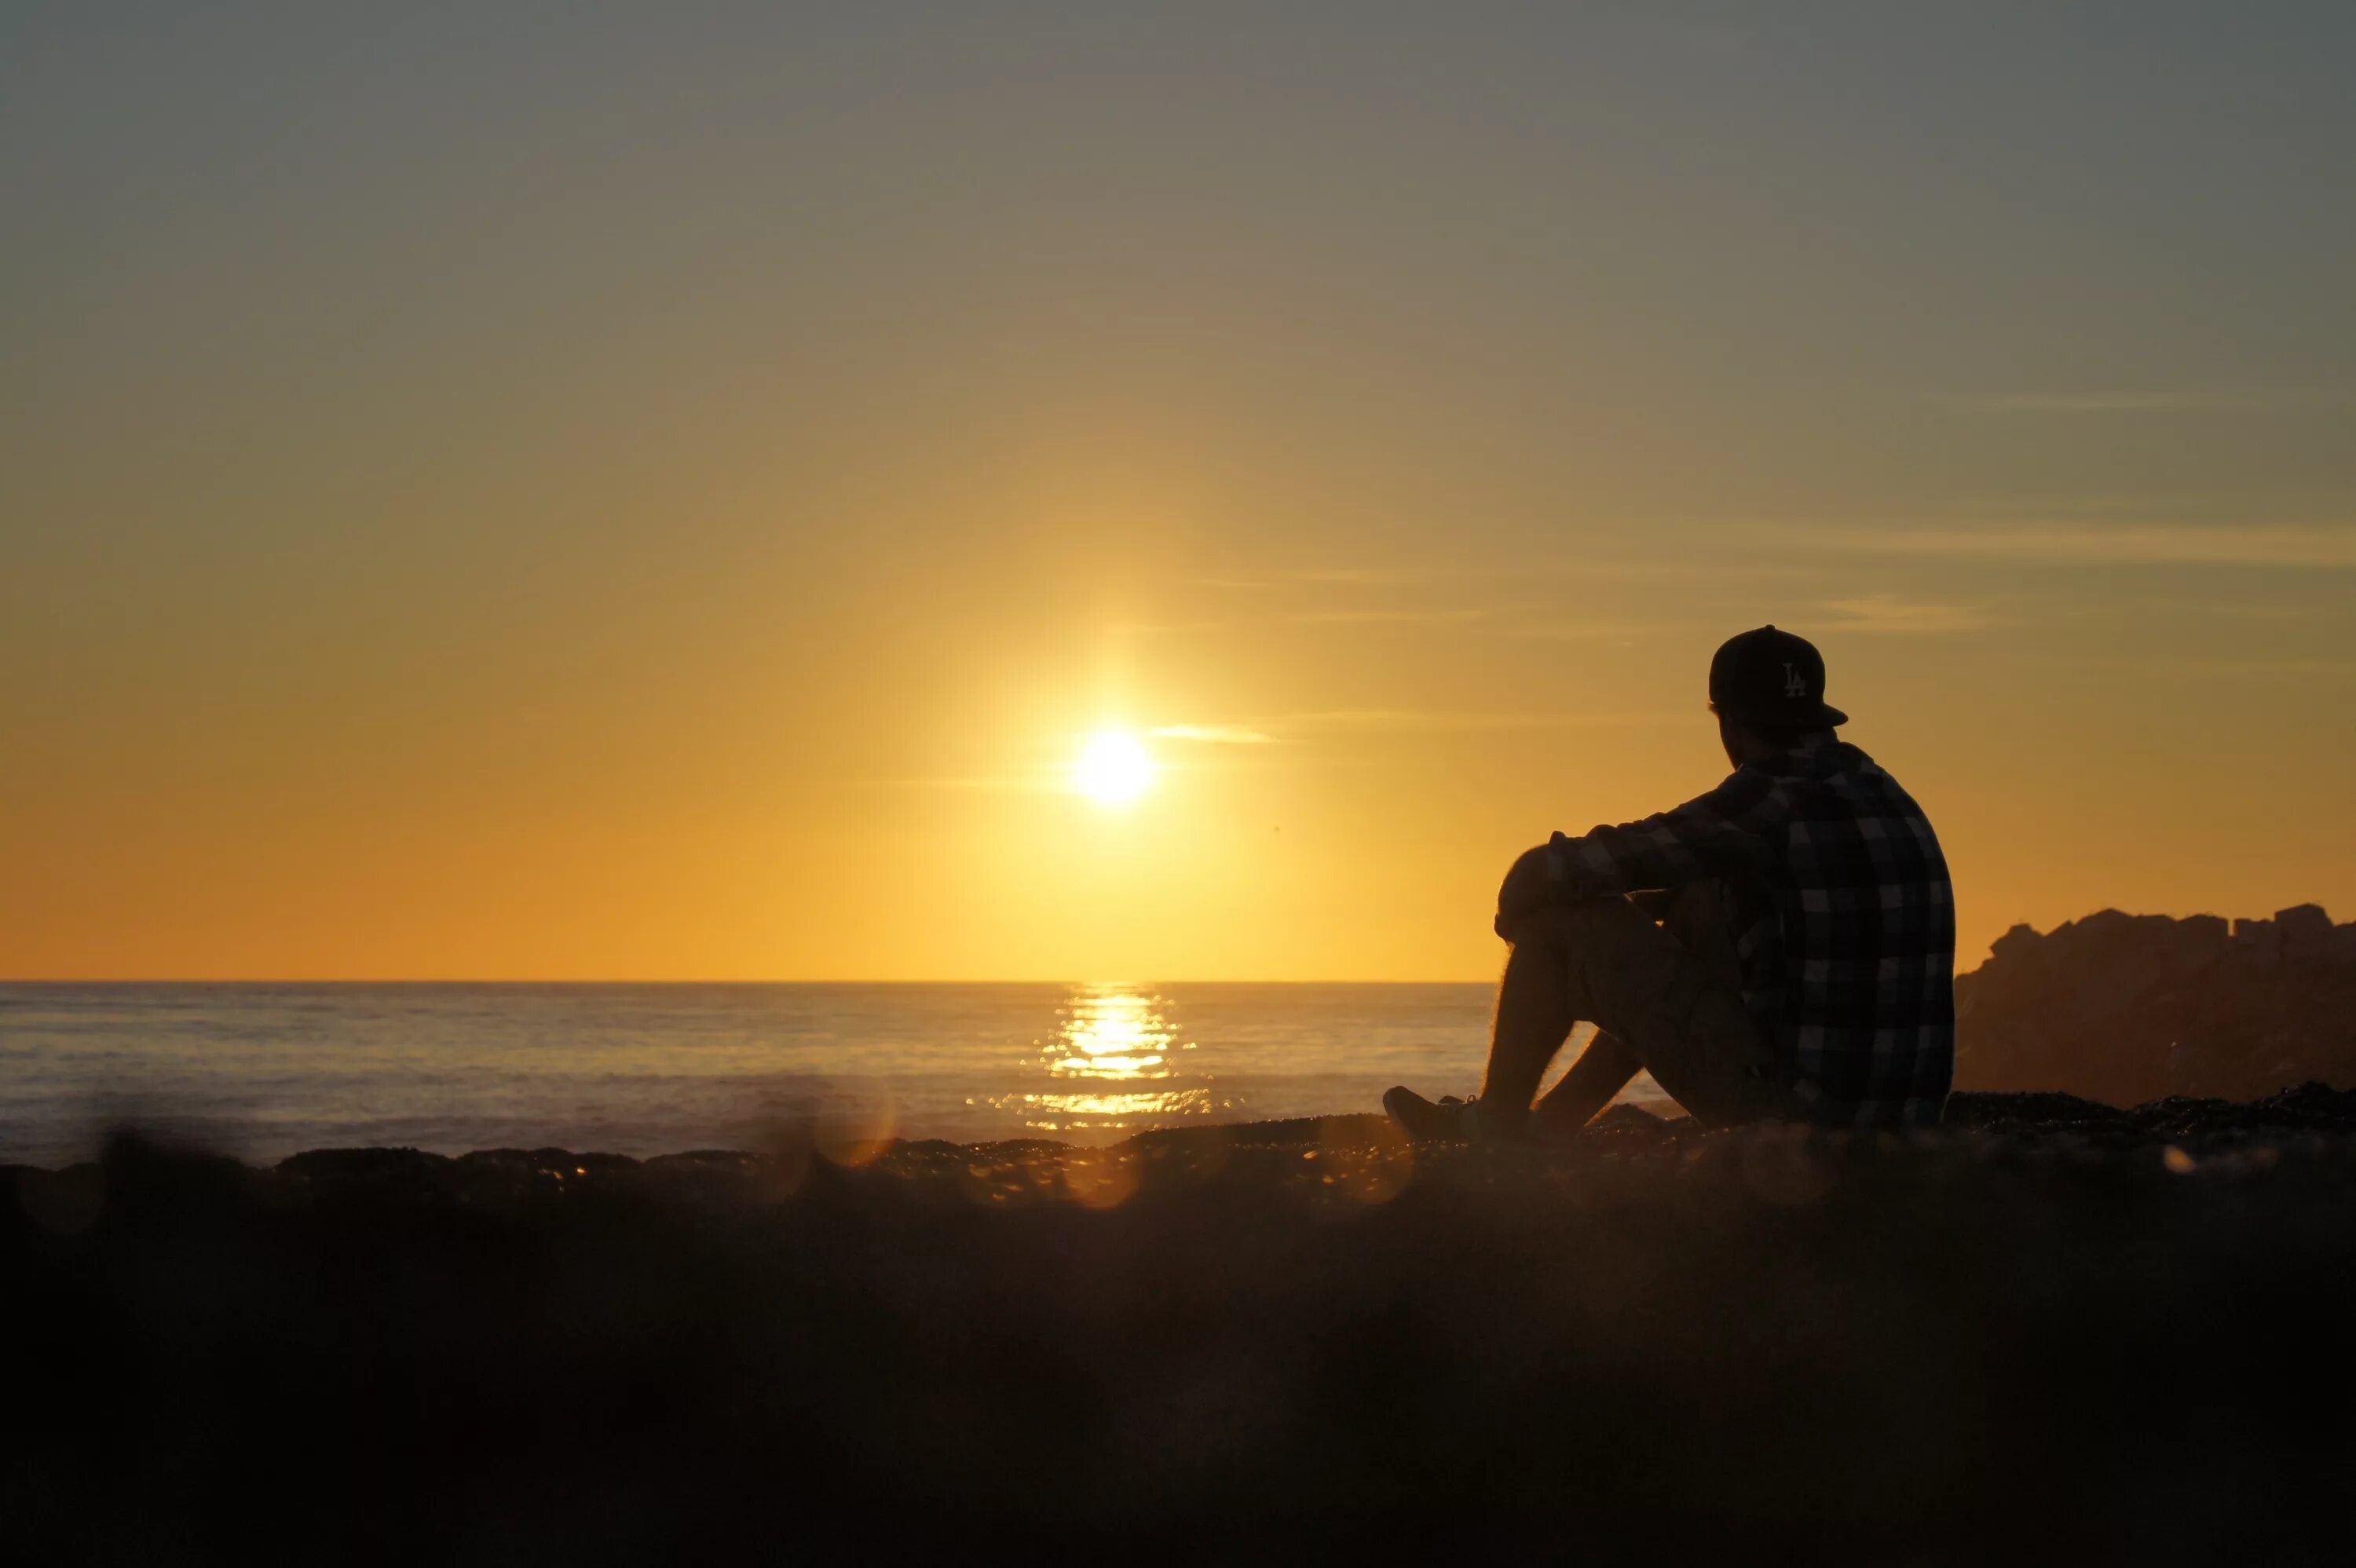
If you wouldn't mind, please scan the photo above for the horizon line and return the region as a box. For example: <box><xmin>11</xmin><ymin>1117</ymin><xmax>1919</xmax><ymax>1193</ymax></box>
<box><xmin>0</xmin><ymin>975</ymin><xmax>1507</xmax><ymax>987</ymax></box>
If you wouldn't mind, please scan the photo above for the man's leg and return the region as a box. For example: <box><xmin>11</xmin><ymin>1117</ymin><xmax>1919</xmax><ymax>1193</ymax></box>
<box><xmin>1480</xmin><ymin>896</ymin><xmax>1659</xmax><ymax>1131</ymax></box>
<box><xmin>1530</xmin><ymin>1029</ymin><xmax>1644</xmax><ymax>1137</ymax></box>
<box><xmin>1495</xmin><ymin>888</ymin><xmax>1779</xmax><ymax>1131</ymax></box>
<box><xmin>1531</xmin><ymin>883</ymin><xmax>1733</xmax><ymax>1133</ymax></box>
<box><xmin>1472</xmin><ymin>919</ymin><xmax>1584</xmax><ymax>1128</ymax></box>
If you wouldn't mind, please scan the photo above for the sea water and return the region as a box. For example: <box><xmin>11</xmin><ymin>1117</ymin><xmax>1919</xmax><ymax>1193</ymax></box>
<box><xmin>0</xmin><ymin>982</ymin><xmax>1648</xmax><ymax>1165</ymax></box>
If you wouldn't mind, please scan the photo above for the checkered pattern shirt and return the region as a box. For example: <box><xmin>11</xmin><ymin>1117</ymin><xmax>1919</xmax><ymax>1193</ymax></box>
<box><xmin>1550</xmin><ymin>737</ymin><xmax>1954</xmax><ymax>1128</ymax></box>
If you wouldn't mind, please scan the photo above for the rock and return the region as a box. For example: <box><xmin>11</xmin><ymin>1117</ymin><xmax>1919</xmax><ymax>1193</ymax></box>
<box><xmin>279</xmin><ymin>1146</ymin><xmax>454</xmax><ymax>1190</ymax></box>
<box><xmin>1956</xmin><ymin>904</ymin><xmax>2356</xmax><ymax>1104</ymax></box>
<box><xmin>2175</xmin><ymin>913</ymin><xmax>2232</xmax><ymax>963</ymax></box>
<box><xmin>1989</xmin><ymin>923</ymin><xmax>2043</xmax><ymax>963</ymax></box>
<box><xmin>2253</xmin><ymin>1080</ymin><xmax>2356</xmax><ymax>1125</ymax></box>
<box><xmin>2277</xmin><ymin>904</ymin><xmax>2333</xmax><ymax>959</ymax></box>
<box><xmin>1943</xmin><ymin>1091</ymin><xmax>2129</xmax><ymax>1130</ymax></box>
<box><xmin>2233</xmin><ymin>917</ymin><xmax>2281</xmax><ymax>962</ymax></box>
<box><xmin>12</xmin><ymin>1163</ymin><xmax>107</xmax><ymax>1234</ymax></box>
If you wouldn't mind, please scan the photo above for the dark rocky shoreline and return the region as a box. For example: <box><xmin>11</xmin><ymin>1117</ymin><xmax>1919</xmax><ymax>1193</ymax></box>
<box><xmin>19</xmin><ymin>1083</ymin><xmax>2356</xmax><ymax>1223</ymax></box>
<box><xmin>11</xmin><ymin>1089</ymin><xmax>2356</xmax><ymax>1563</ymax></box>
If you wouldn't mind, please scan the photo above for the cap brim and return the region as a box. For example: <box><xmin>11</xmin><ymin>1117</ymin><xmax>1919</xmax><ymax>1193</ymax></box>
<box><xmin>1817</xmin><ymin>704</ymin><xmax>1849</xmax><ymax>728</ymax></box>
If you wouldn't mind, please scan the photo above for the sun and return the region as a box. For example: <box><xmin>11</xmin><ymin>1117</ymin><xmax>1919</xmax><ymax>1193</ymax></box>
<box><xmin>1074</xmin><ymin>729</ymin><xmax>1154</xmax><ymax>806</ymax></box>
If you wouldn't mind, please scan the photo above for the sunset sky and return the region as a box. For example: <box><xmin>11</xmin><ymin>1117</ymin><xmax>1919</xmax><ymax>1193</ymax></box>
<box><xmin>5</xmin><ymin>2</ymin><xmax>2354</xmax><ymax>981</ymax></box>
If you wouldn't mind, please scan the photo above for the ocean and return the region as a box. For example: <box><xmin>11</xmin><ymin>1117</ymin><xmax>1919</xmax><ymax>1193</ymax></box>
<box><xmin>0</xmin><ymin>983</ymin><xmax>1644</xmax><ymax>1166</ymax></box>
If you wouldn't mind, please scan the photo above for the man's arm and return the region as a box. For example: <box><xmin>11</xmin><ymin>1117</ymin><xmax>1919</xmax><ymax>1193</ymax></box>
<box><xmin>1496</xmin><ymin>767</ymin><xmax>1788</xmax><ymax>928</ymax></box>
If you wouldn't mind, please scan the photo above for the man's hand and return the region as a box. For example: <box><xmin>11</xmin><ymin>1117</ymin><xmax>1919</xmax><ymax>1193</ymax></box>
<box><xmin>1494</xmin><ymin>839</ymin><xmax>1564</xmax><ymax>939</ymax></box>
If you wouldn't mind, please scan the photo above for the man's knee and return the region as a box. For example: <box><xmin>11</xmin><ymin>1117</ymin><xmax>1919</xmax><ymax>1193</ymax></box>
<box><xmin>1660</xmin><ymin>879</ymin><xmax>1725</xmax><ymax>943</ymax></box>
<box><xmin>1497</xmin><ymin>895</ymin><xmax>1644</xmax><ymax>952</ymax></box>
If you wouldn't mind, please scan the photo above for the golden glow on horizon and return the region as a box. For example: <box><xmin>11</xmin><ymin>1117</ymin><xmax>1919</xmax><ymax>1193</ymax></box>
<box><xmin>1073</xmin><ymin>729</ymin><xmax>1154</xmax><ymax>806</ymax></box>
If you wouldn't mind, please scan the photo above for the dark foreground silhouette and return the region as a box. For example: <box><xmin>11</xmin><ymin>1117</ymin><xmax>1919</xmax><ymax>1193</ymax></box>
<box><xmin>10</xmin><ymin>1090</ymin><xmax>2356</xmax><ymax>1563</ymax></box>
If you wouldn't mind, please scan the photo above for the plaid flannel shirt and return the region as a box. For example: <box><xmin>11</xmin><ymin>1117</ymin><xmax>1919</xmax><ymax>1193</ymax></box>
<box><xmin>1551</xmin><ymin>737</ymin><xmax>1954</xmax><ymax>1128</ymax></box>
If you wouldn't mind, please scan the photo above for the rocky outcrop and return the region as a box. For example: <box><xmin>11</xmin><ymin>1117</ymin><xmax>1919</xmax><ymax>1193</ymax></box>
<box><xmin>1955</xmin><ymin>904</ymin><xmax>2356</xmax><ymax>1103</ymax></box>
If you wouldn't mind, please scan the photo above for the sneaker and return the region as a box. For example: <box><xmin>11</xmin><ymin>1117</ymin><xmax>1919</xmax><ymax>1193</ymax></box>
<box><xmin>1384</xmin><ymin>1086</ymin><xmax>1520</xmax><ymax>1142</ymax></box>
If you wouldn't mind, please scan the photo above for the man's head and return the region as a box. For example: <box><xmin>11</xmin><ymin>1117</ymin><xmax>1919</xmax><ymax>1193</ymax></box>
<box><xmin>1707</xmin><ymin>625</ymin><xmax>1847</xmax><ymax>766</ymax></box>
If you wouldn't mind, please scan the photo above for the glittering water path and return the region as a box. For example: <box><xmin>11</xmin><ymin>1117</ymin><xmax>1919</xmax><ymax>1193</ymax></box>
<box><xmin>0</xmin><ymin>983</ymin><xmax>1650</xmax><ymax>1164</ymax></box>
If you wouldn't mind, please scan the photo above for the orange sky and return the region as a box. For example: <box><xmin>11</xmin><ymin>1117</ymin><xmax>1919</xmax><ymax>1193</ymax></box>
<box><xmin>5</xmin><ymin>5</ymin><xmax>2353</xmax><ymax>980</ymax></box>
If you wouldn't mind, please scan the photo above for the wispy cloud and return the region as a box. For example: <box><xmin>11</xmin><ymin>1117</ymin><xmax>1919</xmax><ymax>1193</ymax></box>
<box><xmin>874</xmin><ymin>772</ymin><xmax>1050</xmax><ymax>792</ymax></box>
<box><xmin>1956</xmin><ymin>390</ymin><xmax>2252</xmax><ymax>414</ymax></box>
<box><xmin>1282</xmin><ymin>709</ymin><xmax>1679</xmax><ymax>733</ymax></box>
<box><xmin>1183</xmin><ymin>567</ymin><xmax>1419</xmax><ymax>591</ymax></box>
<box><xmin>1948</xmin><ymin>386</ymin><xmax>2352</xmax><ymax>415</ymax></box>
<box><xmin>1505</xmin><ymin>618</ymin><xmax>1700</xmax><ymax>642</ymax></box>
<box><xmin>1290</xmin><ymin>606</ymin><xmax>1494</xmax><ymax>627</ymax></box>
<box><xmin>2060</xmin><ymin>652</ymin><xmax>2356</xmax><ymax>679</ymax></box>
<box><xmin>1291</xmin><ymin>567</ymin><xmax>1420</xmax><ymax>587</ymax></box>
<box><xmin>1150</xmin><ymin>725</ymin><xmax>1275</xmax><ymax>745</ymax></box>
<box><xmin>2175</xmin><ymin>600</ymin><xmax>2325</xmax><ymax>623</ymax></box>
<box><xmin>874</xmin><ymin>707</ymin><xmax>1676</xmax><ymax>791</ymax></box>
<box><xmin>1102</xmin><ymin>620</ymin><xmax>1227</xmax><ymax>638</ymax></box>
<box><xmin>1193</xmin><ymin>558</ymin><xmax>1816</xmax><ymax>596</ymax></box>
<box><xmin>1818</xmin><ymin>594</ymin><xmax>1992</xmax><ymax>634</ymax></box>
<box><xmin>1793</xmin><ymin>524</ymin><xmax>2356</xmax><ymax>569</ymax></box>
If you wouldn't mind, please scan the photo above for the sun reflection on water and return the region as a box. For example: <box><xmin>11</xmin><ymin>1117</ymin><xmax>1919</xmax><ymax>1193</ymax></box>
<box><xmin>987</xmin><ymin>984</ymin><xmax>1216</xmax><ymax>1132</ymax></box>
<box><xmin>1049</xmin><ymin>986</ymin><xmax>1174</xmax><ymax>1080</ymax></box>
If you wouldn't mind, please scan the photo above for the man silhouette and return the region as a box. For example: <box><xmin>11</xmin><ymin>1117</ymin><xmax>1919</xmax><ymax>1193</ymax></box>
<box><xmin>1386</xmin><ymin>626</ymin><xmax>1954</xmax><ymax>1139</ymax></box>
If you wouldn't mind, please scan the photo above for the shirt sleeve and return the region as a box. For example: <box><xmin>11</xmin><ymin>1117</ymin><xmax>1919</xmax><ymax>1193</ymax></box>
<box><xmin>1551</xmin><ymin>766</ymin><xmax>1790</xmax><ymax>897</ymax></box>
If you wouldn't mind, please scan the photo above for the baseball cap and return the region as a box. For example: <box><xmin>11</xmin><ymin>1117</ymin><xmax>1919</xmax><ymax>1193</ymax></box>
<box><xmin>1707</xmin><ymin>625</ymin><xmax>1849</xmax><ymax>731</ymax></box>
